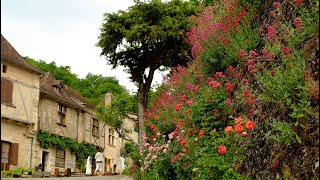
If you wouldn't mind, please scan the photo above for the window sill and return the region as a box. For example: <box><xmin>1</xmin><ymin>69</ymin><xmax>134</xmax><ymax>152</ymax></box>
<box><xmin>1</xmin><ymin>102</ymin><xmax>16</xmax><ymax>108</ymax></box>
<box><xmin>57</xmin><ymin>123</ymin><xmax>67</xmax><ymax>127</ymax></box>
<box><xmin>93</xmin><ymin>135</ymin><xmax>99</xmax><ymax>137</ymax></box>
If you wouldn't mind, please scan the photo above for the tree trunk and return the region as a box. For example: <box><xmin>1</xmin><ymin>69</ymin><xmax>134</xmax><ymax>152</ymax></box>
<box><xmin>137</xmin><ymin>86</ymin><xmax>147</xmax><ymax>147</ymax></box>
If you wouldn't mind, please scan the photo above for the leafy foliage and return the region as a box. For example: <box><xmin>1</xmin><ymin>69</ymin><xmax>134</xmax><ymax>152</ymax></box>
<box><xmin>37</xmin><ymin>131</ymin><xmax>97</xmax><ymax>167</ymax></box>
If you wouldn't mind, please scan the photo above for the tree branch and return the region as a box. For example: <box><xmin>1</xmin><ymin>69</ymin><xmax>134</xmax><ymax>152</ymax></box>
<box><xmin>115</xmin><ymin>127</ymin><xmax>139</xmax><ymax>147</ymax></box>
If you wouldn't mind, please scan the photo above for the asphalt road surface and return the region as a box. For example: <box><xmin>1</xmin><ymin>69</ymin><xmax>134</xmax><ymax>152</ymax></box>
<box><xmin>1</xmin><ymin>175</ymin><xmax>133</xmax><ymax>180</ymax></box>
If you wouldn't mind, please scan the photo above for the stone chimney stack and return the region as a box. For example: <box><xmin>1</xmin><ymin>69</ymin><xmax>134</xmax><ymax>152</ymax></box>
<box><xmin>104</xmin><ymin>93</ymin><xmax>113</xmax><ymax>106</ymax></box>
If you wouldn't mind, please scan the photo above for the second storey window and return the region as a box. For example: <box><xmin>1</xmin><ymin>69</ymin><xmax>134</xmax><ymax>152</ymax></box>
<box><xmin>1</xmin><ymin>77</ymin><xmax>13</xmax><ymax>104</ymax></box>
<box><xmin>57</xmin><ymin>104</ymin><xmax>66</xmax><ymax>125</ymax></box>
<box><xmin>92</xmin><ymin>118</ymin><xmax>99</xmax><ymax>137</ymax></box>
<box><xmin>55</xmin><ymin>149</ymin><xmax>65</xmax><ymax>168</ymax></box>
<box><xmin>109</xmin><ymin>129</ymin><xmax>115</xmax><ymax>146</ymax></box>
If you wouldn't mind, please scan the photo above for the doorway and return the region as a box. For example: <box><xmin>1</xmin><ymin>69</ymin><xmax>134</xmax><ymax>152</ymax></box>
<box><xmin>41</xmin><ymin>151</ymin><xmax>49</xmax><ymax>172</ymax></box>
<box><xmin>1</xmin><ymin>141</ymin><xmax>10</xmax><ymax>170</ymax></box>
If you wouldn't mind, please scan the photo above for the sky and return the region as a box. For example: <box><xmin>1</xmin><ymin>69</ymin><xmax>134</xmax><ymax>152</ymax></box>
<box><xmin>1</xmin><ymin>0</ymin><xmax>166</xmax><ymax>93</ymax></box>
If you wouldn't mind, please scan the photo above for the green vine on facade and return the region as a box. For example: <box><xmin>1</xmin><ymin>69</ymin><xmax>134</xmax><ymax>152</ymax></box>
<box><xmin>37</xmin><ymin>131</ymin><xmax>97</xmax><ymax>167</ymax></box>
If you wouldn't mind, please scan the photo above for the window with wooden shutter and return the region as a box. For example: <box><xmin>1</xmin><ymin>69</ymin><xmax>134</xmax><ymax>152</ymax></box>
<box><xmin>55</xmin><ymin>149</ymin><xmax>65</xmax><ymax>168</ymax></box>
<box><xmin>1</xmin><ymin>141</ymin><xmax>10</xmax><ymax>170</ymax></box>
<box><xmin>1</xmin><ymin>77</ymin><xmax>13</xmax><ymax>104</ymax></box>
<box><xmin>92</xmin><ymin>118</ymin><xmax>99</xmax><ymax>137</ymax></box>
<box><xmin>57</xmin><ymin>104</ymin><xmax>66</xmax><ymax>125</ymax></box>
<box><xmin>9</xmin><ymin>143</ymin><xmax>19</xmax><ymax>165</ymax></box>
<box><xmin>109</xmin><ymin>129</ymin><xmax>115</xmax><ymax>146</ymax></box>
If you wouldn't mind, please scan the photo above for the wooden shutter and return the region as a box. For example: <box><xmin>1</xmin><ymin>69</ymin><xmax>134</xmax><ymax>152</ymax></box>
<box><xmin>9</xmin><ymin>143</ymin><xmax>19</xmax><ymax>165</ymax></box>
<box><xmin>1</xmin><ymin>78</ymin><xmax>13</xmax><ymax>104</ymax></box>
<box><xmin>1</xmin><ymin>78</ymin><xmax>6</xmax><ymax>102</ymax></box>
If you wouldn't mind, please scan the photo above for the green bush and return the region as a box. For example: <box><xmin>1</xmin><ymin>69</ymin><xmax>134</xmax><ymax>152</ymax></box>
<box><xmin>122</xmin><ymin>168</ymin><xmax>131</xmax><ymax>175</ymax></box>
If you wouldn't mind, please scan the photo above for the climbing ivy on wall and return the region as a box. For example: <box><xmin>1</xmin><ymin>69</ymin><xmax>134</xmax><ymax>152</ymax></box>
<box><xmin>37</xmin><ymin>131</ymin><xmax>97</xmax><ymax>167</ymax></box>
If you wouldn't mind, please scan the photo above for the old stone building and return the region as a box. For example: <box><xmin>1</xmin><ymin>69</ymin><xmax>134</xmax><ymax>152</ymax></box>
<box><xmin>35</xmin><ymin>72</ymin><xmax>105</xmax><ymax>174</ymax></box>
<box><xmin>1</xmin><ymin>35</ymin><xmax>42</xmax><ymax>170</ymax></box>
<box><xmin>1</xmin><ymin>35</ymin><xmax>139</xmax><ymax>176</ymax></box>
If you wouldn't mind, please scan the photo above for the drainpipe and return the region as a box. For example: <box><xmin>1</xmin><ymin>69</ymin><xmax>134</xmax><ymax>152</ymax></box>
<box><xmin>30</xmin><ymin>137</ymin><xmax>34</xmax><ymax>168</ymax></box>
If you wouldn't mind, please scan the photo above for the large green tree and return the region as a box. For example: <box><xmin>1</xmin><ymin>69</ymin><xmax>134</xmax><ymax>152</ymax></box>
<box><xmin>97</xmin><ymin>0</ymin><xmax>198</xmax><ymax>146</ymax></box>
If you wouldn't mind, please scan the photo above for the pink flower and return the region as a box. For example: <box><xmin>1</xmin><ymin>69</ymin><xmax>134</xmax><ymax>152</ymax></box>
<box><xmin>250</xmin><ymin>50</ymin><xmax>258</xmax><ymax>57</ymax></box>
<box><xmin>185</xmin><ymin>109</ymin><xmax>191</xmax><ymax>115</ymax></box>
<box><xmin>242</xmin><ymin>79</ymin><xmax>249</xmax><ymax>86</ymax></box>
<box><xmin>294</xmin><ymin>17</ymin><xmax>303</xmax><ymax>28</ymax></box>
<box><xmin>218</xmin><ymin>145</ymin><xmax>227</xmax><ymax>155</ymax></box>
<box><xmin>239</xmin><ymin>50</ymin><xmax>248</xmax><ymax>59</ymax></box>
<box><xmin>241</xmin><ymin>131</ymin><xmax>248</xmax><ymax>137</ymax></box>
<box><xmin>213</xmin><ymin>82</ymin><xmax>221</xmax><ymax>89</ymax></box>
<box><xmin>187</xmin><ymin>100</ymin><xmax>193</xmax><ymax>105</ymax></box>
<box><xmin>236</xmin><ymin>73</ymin><xmax>241</xmax><ymax>78</ymax></box>
<box><xmin>226</xmin><ymin>98</ymin><xmax>231</xmax><ymax>105</ymax></box>
<box><xmin>270</xmin><ymin>11</ymin><xmax>276</xmax><ymax>16</ymax></box>
<box><xmin>273</xmin><ymin>2</ymin><xmax>280</xmax><ymax>7</ymax></box>
<box><xmin>214</xmin><ymin>72</ymin><xmax>223</xmax><ymax>78</ymax></box>
<box><xmin>168</xmin><ymin>133</ymin><xmax>173</xmax><ymax>139</ymax></box>
<box><xmin>225</xmin><ymin>126</ymin><xmax>233</xmax><ymax>132</ymax></box>
<box><xmin>194</xmin><ymin>85</ymin><xmax>200</xmax><ymax>91</ymax></box>
<box><xmin>171</xmin><ymin>158</ymin><xmax>175</xmax><ymax>163</ymax></box>
<box><xmin>228</xmin><ymin>66</ymin><xmax>235</xmax><ymax>73</ymax></box>
<box><xmin>152</xmin><ymin>155</ymin><xmax>157</xmax><ymax>159</ymax></box>
<box><xmin>224</xmin><ymin>83</ymin><xmax>234</xmax><ymax>92</ymax></box>
<box><xmin>199</xmin><ymin>130</ymin><xmax>205</xmax><ymax>136</ymax></box>
<box><xmin>156</xmin><ymin>132</ymin><xmax>161</xmax><ymax>137</ymax></box>
<box><xmin>284</xmin><ymin>30</ymin><xmax>289</xmax><ymax>35</ymax></box>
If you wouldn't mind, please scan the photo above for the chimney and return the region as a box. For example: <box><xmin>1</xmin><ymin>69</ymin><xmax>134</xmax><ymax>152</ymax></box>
<box><xmin>104</xmin><ymin>93</ymin><xmax>113</xmax><ymax>106</ymax></box>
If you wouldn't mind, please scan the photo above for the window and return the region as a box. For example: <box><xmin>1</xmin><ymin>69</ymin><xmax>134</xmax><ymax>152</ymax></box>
<box><xmin>108</xmin><ymin>129</ymin><xmax>115</xmax><ymax>146</ymax></box>
<box><xmin>57</xmin><ymin>104</ymin><xmax>66</xmax><ymax>125</ymax></box>
<box><xmin>1</xmin><ymin>78</ymin><xmax>13</xmax><ymax>104</ymax></box>
<box><xmin>55</xmin><ymin>86</ymin><xmax>61</xmax><ymax>93</ymax></box>
<box><xmin>55</xmin><ymin>149</ymin><xmax>65</xmax><ymax>168</ymax></box>
<box><xmin>1</xmin><ymin>64</ymin><xmax>7</xmax><ymax>73</ymax></box>
<box><xmin>92</xmin><ymin>118</ymin><xmax>99</xmax><ymax>137</ymax></box>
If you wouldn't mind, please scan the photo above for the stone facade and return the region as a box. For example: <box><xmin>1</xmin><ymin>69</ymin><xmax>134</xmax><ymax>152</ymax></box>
<box><xmin>1</xmin><ymin>35</ymin><xmax>41</xmax><ymax>171</ymax></box>
<box><xmin>1</xmin><ymin>36</ymin><xmax>139</xmax><ymax>176</ymax></box>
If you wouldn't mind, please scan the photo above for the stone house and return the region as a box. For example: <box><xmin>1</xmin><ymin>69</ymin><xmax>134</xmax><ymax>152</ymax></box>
<box><xmin>35</xmin><ymin>72</ymin><xmax>105</xmax><ymax>174</ymax></box>
<box><xmin>1</xmin><ymin>35</ymin><xmax>42</xmax><ymax>170</ymax></box>
<box><xmin>1</xmin><ymin>35</ymin><xmax>139</xmax><ymax>175</ymax></box>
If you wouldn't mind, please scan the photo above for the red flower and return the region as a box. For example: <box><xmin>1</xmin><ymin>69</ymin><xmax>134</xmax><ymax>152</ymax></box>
<box><xmin>270</xmin><ymin>70</ymin><xmax>276</xmax><ymax>76</ymax></box>
<box><xmin>218</xmin><ymin>145</ymin><xmax>227</xmax><ymax>155</ymax></box>
<box><xmin>245</xmin><ymin>120</ymin><xmax>255</xmax><ymax>130</ymax></box>
<box><xmin>234</xmin><ymin>117</ymin><xmax>242</xmax><ymax>124</ymax></box>
<box><xmin>181</xmin><ymin>94</ymin><xmax>187</xmax><ymax>102</ymax></box>
<box><xmin>304</xmin><ymin>72</ymin><xmax>310</xmax><ymax>77</ymax></box>
<box><xmin>294</xmin><ymin>0</ymin><xmax>303</xmax><ymax>6</ymax></box>
<box><xmin>199</xmin><ymin>130</ymin><xmax>205</xmax><ymax>136</ymax></box>
<box><xmin>225</xmin><ymin>126</ymin><xmax>233</xmax><ymax>133</ymax></box>
<box><xmin>175</xmin><ymin>103</ymin><xmax>183</xmax><ymax>111</ymax></box>
<box><xmin>236</xmin><ymin>73</ymin><xmax>241</xmax><ymax>78</ymax></box>
<box><xmin>224</xmin><ymin>83</ymin><xmax>234</xmax><ymax>92</ymax></box>
<box><xmin>235</xmin><ymin>124</ymin><xmax>243</xmax><ymax>133</ymax></box>
<box><xmin>171</xmin><ymin>158</ymin><xmax>175</xmax><ymax>163</ymax></box>
<box><xmin>181</xmin><ymin>139</ymin><xmax>187</xmax><ymax>146</ymax></box>
<box><xmin>283</xmin><ymin>46</ymin><xmax>290</xmax><ymax>55</ymax></box>
<box><xmin>194</xmin><ymin>85</ymin><xmax>199</xmax><ymax>91</ymax></box>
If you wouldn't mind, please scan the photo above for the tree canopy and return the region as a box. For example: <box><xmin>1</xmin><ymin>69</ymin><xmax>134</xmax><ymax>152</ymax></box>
<box><xmin>97</xmin><ymin>0</ymin><xmax>198</xmax><ymax>146</ymax></box>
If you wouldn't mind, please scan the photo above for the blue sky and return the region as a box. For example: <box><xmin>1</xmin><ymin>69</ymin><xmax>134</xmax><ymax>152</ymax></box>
<box><xmin>1</xmin><ymin>0</ymin><xmax>165</xmax><ymax>92</ymax></box>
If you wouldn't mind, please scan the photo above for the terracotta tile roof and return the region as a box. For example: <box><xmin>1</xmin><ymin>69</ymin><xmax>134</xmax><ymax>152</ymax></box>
<box><xmin>1</xmin><ymin>35</ymin><xmax>42</xmax><ymax>74</ymax></box>
<box><xmin>40</xmin><ymin>72</ymin><xmax>95</xmax><ymax>110</ymax></box>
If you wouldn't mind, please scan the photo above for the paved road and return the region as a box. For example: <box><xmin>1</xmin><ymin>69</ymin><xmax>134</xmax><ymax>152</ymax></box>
<box><xmin>1</xmin><ymin>175</ymin><xmax>133</xmax><ymax>180</ymax></box>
